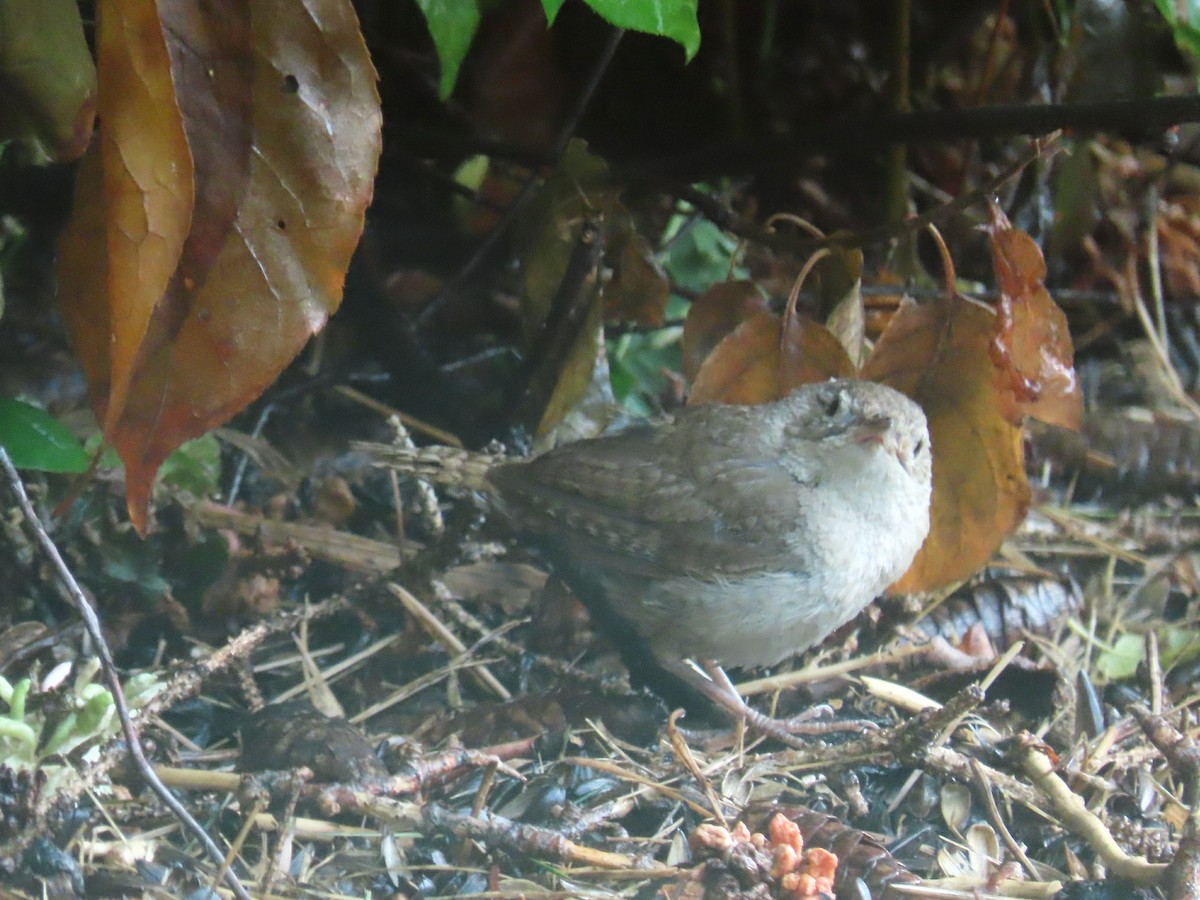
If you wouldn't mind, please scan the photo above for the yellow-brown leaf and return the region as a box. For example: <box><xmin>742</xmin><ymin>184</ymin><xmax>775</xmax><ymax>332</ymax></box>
<box><xmin>863</xmin><ymin>294</ymin><xmax>1029</xmax><ymax>593</ymax></box>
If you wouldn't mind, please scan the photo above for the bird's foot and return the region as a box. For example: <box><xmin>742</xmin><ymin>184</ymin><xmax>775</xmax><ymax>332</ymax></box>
<box><xmin>663</xmin><ymin>658</ymin><xmax>878</xmax><ymax>749</ymax></box>
<box><xmin>743</xmin><ymin>703</ymin><xmax>879</xmax><ymax>742</ymax></box>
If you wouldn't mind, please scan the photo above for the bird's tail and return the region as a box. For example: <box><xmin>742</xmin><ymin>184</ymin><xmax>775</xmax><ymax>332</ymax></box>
<box><xmin>352</xmin><ymin>441</ymin><xmax>498</xmax><ymax>491</ymax></box>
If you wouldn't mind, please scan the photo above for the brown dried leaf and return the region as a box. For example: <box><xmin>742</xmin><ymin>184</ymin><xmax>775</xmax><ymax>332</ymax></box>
<box><xmin>1158</xmin><ymin>196</ymin><xmax>1200</xmax><ymax>298</ymax></box>
<box><xmin>690</xmin><ymin>310</ymin><xmax>855</xmax><ymax>405</ymax></box>
<box><xmin>862</xmin><ymin>270</ymin><xmax>908</xmax><ymax>340</ymax></box>
<box><xmin>240</xmin><ymin>702</ymin><xmax>387</xmax><ymax>782</ymax></box>
<box><xmin>986</xmin><ymin>203</ymin><xmax>1083</xmax><ymax>430</ymax></box>
<box><xmin>681</xmin><ymin>280</ymin><xmax>770</xmax><ymax>381</ymax></box>
<box><xmin>862</xmin><ymin>292</ymin><xmax>1029</xmax><ymax>594</ymax></box>
<box><xmin>56</xmin><ymin>0</ymin><xmax>381</xmax><ymax>533</ymax></box>
<box><xmin>57</xmin><ymin>0</ymin><xmax>195</xmax><ymax>437</ymax></box>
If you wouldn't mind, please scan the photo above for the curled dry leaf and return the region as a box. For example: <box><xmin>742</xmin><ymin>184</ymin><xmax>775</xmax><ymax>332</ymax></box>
<box><xmin>684</xmin><ymin>217</ymin><xmax>1076</xmax><ymax>592</ymax></box>
<box><xmin>56</xmin><ymin>0</ymin><xmax>382</xmax><ymax>533</ymax></box>
<box><xmin>686</xmin><ymin>247</ymin><xmax>863</xmax><ymax>403</ymax></box>
<box><xmin>690</xmin><ymin>310</ymin><xmax>854</xmax><ymax>405</ymax></box>
<box><xmin>986</xmin><ymin>202</ymin><xmax>1083</xmax><ymax>430</ymax></box>
<box><xmin>680</xmin><ymin>211</ymin><xmax>1075</xmax><ymax>593</ymax></box>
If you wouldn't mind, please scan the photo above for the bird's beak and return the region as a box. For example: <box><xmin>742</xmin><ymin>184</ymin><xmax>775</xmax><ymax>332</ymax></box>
<box><xmin>853</xmin><ymin>415</ymin><xmax>915</xmax><ymax>471</ymax></box>
<box><xmin>851</xmin><ymin>415</ymin><xmax>893</xmax><ymax>447</ymax></box>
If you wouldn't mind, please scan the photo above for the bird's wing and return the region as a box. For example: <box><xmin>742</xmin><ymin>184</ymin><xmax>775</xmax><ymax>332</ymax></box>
<box><xmin>486</xmin><ymin>414</ymin><xmax>814</xmax><ymax>579</ymax></box>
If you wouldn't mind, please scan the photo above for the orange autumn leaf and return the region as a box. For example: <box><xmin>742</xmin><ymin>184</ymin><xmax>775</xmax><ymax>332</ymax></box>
<box><xmin>690</xmin><ymin>309</ymin><xmax>854</xmax><ymax>405</ymax></box>
<box><xmin>986</xmin><ymin>203</ymin><xmax>1083</xmax><ymax>430</ymax></box>
<box><xmin>863</xmin><ymin>290</ymin><xmax>1029</xmax><ymax>594</ymax></box>
<box><xmin>65</xmin><ymin>0</ymin><xmax>196</xmax><ymax>437</ymax></box>
<box><xmin>862</xmin><ymin>214</ymin><xmax>1080</xmax><ymax>594</ymax></box>
<box><xmin>687</xmin><ymin>247</ymin><xmax>863</xmax><ymax>404</ymax></box>
<box><xmin>56</xmin><ymin>0</ymin><xmax>381</xmax><ymax>534</ymax></box>
<box><xmin>681</xmin><ymin>280</ymin><xmax>771</xmax><ymax>381</ymax></box>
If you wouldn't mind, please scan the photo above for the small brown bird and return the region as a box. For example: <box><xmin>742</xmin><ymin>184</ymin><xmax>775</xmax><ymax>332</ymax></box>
<box><xmin>357</xmin><ymin>378</ymin><xmax>932</xmax><ymax>741</ymax></box>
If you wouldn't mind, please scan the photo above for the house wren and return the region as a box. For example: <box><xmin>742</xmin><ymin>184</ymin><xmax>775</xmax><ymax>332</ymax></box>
<box><xmin>357</xmin><ymin>379</ymin><xmax>932</xmax><ymax>741</ymax></box>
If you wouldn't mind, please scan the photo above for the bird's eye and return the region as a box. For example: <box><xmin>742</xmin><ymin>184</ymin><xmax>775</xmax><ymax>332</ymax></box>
<box><xmin>823</xmin><ymin>392</ymin><xmax>842</xmax><ymax>416</ymax></box>
<box><xmin>914</xmin><ymin>437</ymin><xmax>926</xmax><ymax>456</ymax></box>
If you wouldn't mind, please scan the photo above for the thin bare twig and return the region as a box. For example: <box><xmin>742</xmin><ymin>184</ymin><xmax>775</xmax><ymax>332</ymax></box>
<box><xmin>0</xmin><ymin>448</ymin><xmax>253</xmax><ymax>900</ymax></box>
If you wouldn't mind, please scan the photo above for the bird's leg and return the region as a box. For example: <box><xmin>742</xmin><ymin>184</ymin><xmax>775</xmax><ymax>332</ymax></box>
<box><xmin>660</xmin><ymin>658</ymin><xmax>876</xmax><ymax>748</ymax></box>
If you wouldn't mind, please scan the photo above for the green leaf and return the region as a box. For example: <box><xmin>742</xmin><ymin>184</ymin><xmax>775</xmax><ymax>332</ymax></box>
<box><xmin>607</xmin><ymin>298</ymin><xmax>684</xmax><ymax>415</ymax></box>
<box><xmin>541</xmin><ymin>0</ymin><xmax>567</xmax><ymax>24</ymax></box>
<box><xmin>76</xmin><ymin>689</ymin><xmax>114</xmax><ymax>735</ymax></box>
<box><xmin>662</xmin><ymin>218</ymin><xmax>746</xmax><ymax>293</ymax></box>
<box><xmin>0</xmin><ymin>716</ymin><xmax>37</xmax><ymax>750</ymax></box>
<box><xmin>1161</xmin><ymin>625</ymin><xmax>1200</xmax><ymax>667</ymax></box>
<box><xmin>8</xmin><ymin>679</ymin><xmax>27</xmax><ymax>721</ymax></box>
<box><xmin>159</xmin><ymin>433</ymin><xmax>221</xmax><ymax>496</ymax></box>
<box><xmin>581</xmin><ymin>0</ymin><xmax>700</xmax><ymax>60</ymax></box>
<box><xmin>0</xmin><ymin>397</ymin><xmax>89</xmax><ymax>473</ymax></box>
<box><xmin>1094</xmin><ymin>632</ymin><xmax>1145</xmax><ymax>682</ymax></box>
<box><xmin>415</xmin><ymin>0</ymin><xmax>481</xmax><ymax>99</ymax></box>
<box><xmin>82</xmin><ymin>434</ymin><xmax>122</xmax><ymax>469</ymax></box>
<box><xmin>0</xmin><ymin>0</ymin><xmax>96</xmax><ymax>162</ymax></box>
<box><xmin>39</xmin><ymin>713</ymin><xmax>78</xmax><ymax>758</ymax></box>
